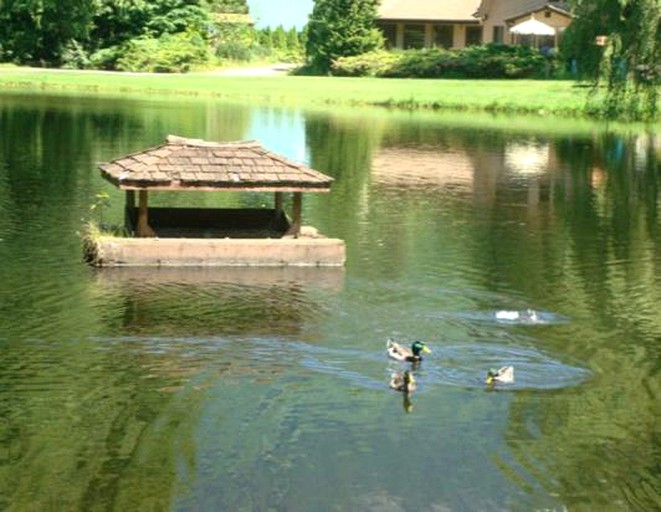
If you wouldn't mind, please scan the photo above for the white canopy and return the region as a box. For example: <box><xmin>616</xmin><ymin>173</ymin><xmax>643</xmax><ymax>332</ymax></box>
<box><xmin>509</xmin><ymin>18</ymin><xmax>555</xmax><ymax>36</ymax></box>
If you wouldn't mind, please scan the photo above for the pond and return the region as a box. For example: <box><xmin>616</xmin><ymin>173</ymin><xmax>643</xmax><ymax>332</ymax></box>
<box><xmin>0</xmin><ymin>92</ymin><xmax>659</xmax><ymax>511</ymax></box>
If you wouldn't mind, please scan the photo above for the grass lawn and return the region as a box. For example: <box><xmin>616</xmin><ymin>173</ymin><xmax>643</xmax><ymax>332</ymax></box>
<box><xmin>0</xmin><ymin>67</ymin><xmax>597</xmax><ymax>118</ymax></box>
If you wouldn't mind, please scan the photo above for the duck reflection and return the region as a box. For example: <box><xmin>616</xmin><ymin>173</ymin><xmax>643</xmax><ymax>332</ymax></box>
<box><xmin>389</xmin><ymin>370</ymin><xmax>416</xmax><ymax>413</ymax></box>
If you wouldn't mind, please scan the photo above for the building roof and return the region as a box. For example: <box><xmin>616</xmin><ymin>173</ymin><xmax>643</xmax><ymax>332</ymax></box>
<box><xmin>378</xmin><ymin>0</ymin><xmax>482</xmax><ymax>22</ymax></box>
<box><xmin>99</xmin><ymin>135</ymin><xmax>333</xmax><ymax>192</ymax></box>
<box><xmin>475</xmin><ymin>1</ymin><xmax>571</xmax><ymax>21</ymax></box>
<box><xmin>504</xmin><ymin>3</ymin><xmax>572</xmax><ymax>23</ymax></box>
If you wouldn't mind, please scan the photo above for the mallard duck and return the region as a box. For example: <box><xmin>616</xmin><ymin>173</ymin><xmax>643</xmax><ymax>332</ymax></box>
<box><xmin>485</xmin><ymin>366</ymin><xmax>514</xmax><ymax>385</ymax></box>
<box><xmin>386</xmin><ymin>338</ymin><xmax>431</xmax><ymax>362</ymax></box>
<box><xmin>389</xmin><ymin>370</ymin><xmax>416</xmax><ymax>393</ymax></box>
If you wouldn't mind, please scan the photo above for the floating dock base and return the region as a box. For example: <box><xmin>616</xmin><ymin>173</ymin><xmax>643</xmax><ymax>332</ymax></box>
<box><xmin>86</xmin><ymin>236</ymin><xmax>346</xmax><ymax>268</ymax></box>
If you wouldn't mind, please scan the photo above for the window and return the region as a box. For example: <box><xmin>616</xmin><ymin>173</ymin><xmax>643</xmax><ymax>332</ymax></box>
<box><xmin>381</xmin><ymin>23</ymin><xmax>397</xmax><ymax>49</ymax></box>
<box><xmin>434</xmin><ymin>25</ymin><xmax>454</xmax><ymax>48</ymax></box>
<box><xmin>465</xmin><ymin>26</ymin><xmax>483</xmax><ymax>46</ymax></box>
<box><xmin>492</xmin><ymin>25</ymin><xmax>504</xmax><ymax>44</ymax></box>
<box><xmin>403</xmin><ymin>24</ymin><xmax>425</xmax><ymax>49</ymax></box>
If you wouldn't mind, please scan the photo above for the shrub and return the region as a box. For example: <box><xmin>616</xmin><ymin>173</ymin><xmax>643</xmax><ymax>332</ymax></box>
<box><xmin>89</xmin><ymin>47</ymin><xmax>123</xmax><ymax>71</ymax></box>
<box><xmin>382</xmin><ymin>49</ymin><xmax>460</xmax><ymax>78</ymax></box>
<box><xmin>61</xmin><ymin>40</ymin><xmax>90</xmax><ymax>69</ymax></box>
<box><xmin>116</xmin><ymin>31</ymin><xmax>211</xmax><ymax>73</ymax></box>
<box><xmin>331</xmin><ymin>44</ymin><xmax>556</xmax><ymax>79</ymax></box>
<box><xmin>331</xmin><ymin>50</ymin><xmax>398</xmax><ymax>76</ymax></box>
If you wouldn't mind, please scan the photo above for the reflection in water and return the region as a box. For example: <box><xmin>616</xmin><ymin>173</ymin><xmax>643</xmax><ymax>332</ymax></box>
<box><xmin>90</xmin><ymin>267</ymin><xmax>344</xmax><ymax>338</ymax></box>
<box><xmin>504</xmin><ymin>141</ymin><xmax>550</xmax><ymax>175</ymax></box>
<box><xmin>371</xmin><ymin>146</ymin><xmax>474</xmax><ymax>190</ymax></box>
<box><xmin>401</xmin><ymin>393</ymin><xmax>414</xmax><ymax>414</ymax></box>
<box><xmin>0</xmin><ymin>94</ymin><xmax>658</xmax><ymax>511</ymax></box>
<box><xmin>94</xmin><ymin>265</ymin><xmax>345</xmax><ymax>290</ymax></box>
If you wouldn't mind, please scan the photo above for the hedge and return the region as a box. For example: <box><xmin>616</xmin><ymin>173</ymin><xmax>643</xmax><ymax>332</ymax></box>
<box><xmin>332</xmin><ymin>44</ymin><xmax>559</xmax><ymax>79</ymax></box>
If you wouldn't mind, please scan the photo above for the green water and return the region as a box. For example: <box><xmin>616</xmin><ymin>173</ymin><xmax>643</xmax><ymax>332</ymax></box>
<box><xmin>0</xmin><ymin>92</ymin><xmax>659</xmax><ymax>511</ymax></box>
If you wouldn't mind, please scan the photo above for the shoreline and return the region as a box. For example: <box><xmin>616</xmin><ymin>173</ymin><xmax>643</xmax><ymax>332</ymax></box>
<box><xmin>0</xmin><ymin>66</ymin><xmax>657</xmax><ymax>123</ymax></box>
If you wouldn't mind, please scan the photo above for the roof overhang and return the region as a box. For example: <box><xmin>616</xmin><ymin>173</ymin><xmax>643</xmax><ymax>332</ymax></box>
<box><xmin>101</xmin><ymin>180</ymin><xmax>333</xmax><ymax>193</ymax></box>
<box><xmin>377</xmin><ymin>0</ymin><xmax>482</xmax><ymax>23</ymax></box>
<box><xmin>377</xmin><ymin>18</ymin><xmax>480</xmax><ymax>24</ymax></box>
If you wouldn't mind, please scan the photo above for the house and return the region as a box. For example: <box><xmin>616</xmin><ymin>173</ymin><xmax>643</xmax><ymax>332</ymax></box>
<box><xmin>376</xmin><ymin>0</ymin><xmax>572</xmax><ymax>50</ymax></box>
<box><xmin>376</xmin><ymin>0</ymin><xmax>483</xmax><ymax>50</ymax></box>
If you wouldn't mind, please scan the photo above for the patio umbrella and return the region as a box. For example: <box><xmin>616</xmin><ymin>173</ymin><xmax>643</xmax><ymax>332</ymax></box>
<box><xmin>509</xmin><ymin>18</ymin><xmax>555</xmax><ymax>36</ymax></box>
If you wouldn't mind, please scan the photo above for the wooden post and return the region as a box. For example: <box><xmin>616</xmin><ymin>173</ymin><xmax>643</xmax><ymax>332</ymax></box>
<box><xmin>424</xmin><ymin>23</ymin><xmax>433</xmax><ymax>48</ymax></box>
<box><xmin>289</xmin><ymin>192</ymin><xmax>302</xmax><ymax>237</ymax></box>
<box><xmin>136</xmin><ymin>190</ymin><xmax>155</xmax><ymax>237</ymax></box>
<box><xmin>124</xmin><ymin>190</ymin><xmax>135</xmax><ymax>232</ymax></box>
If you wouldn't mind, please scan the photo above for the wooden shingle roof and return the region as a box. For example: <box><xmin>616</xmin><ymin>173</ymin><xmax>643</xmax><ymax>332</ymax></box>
<box><xmin>99</xmin><ymin>135</ymin><xmax>333</xmax><ymax>192</ymax></box>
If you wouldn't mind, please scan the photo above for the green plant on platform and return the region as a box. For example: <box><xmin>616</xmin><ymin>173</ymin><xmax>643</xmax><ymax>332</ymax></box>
<box><xmin>79</xmin><ymin>218</ymin><xmax>129</xmax><ymax>266</ymax></box>
<box><xmin>89</xmin><ymin>192</ymin><xmax>111</xmax><ymax>227</ymax></box>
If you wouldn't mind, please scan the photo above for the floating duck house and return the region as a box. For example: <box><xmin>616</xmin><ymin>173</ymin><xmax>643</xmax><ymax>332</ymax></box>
<box><xmin>85</xmin><ymin>135</ymin><xmax>346</xmax><ymax>267</ymax></box>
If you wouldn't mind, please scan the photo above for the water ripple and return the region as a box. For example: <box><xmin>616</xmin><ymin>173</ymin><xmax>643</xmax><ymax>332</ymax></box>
<box><xmin>242</xmin><ymin>338</ymin><xmax>591</xmax><ymax>392</ymax></box>
<box><xmin>432</xmin><ymin>309</ymin><xmax>570</xmax><ymax>326</ymax></box>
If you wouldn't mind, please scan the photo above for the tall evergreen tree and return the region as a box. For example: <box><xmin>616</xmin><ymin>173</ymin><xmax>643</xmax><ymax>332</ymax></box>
<box><xmin>273</xmin><ymin>25</ymin><xmax>288</xmax><ymax>51</ymax></box>
<box><xmin>286</xmin><ymin>27</ymin><xmax>301</xmax><ymax>52</ymax></box>
<box><xmin>306</xmin><ymin>0</ymin><xmax>383</xmax><ymax>73</ymax></box>
<box><xmin>562</xmin><ymin>0</ymin><xmax>659</xmax><ymax>120</ymax></box>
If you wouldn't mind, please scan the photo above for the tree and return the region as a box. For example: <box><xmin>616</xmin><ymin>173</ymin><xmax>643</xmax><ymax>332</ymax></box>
<box><xmin>562</xmin><ymin>0</ymin><xmax>659</xmax><ymax>120</ymax></box>
<box><xmin>306</xmin><ymin>0</ymin><xmax>383</xmax><ymax>73</ymax></box>
<box><xmin>0</xmin><ymin>0</ymin><xmax>97</xmax><ymax>64</ymax></box>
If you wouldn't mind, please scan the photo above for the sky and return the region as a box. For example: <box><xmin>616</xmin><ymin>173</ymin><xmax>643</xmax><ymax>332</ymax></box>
<box><xmin>246</xmin><ymin>0</ymin><xmax>314</xmax><ymax>29</ymax></box>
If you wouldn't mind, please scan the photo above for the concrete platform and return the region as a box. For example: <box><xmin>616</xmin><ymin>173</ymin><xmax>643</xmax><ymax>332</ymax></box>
<box><xmin>87</xmin><ymin>236</ymin><xmax>346</xmax><ymax>267</ymax></box>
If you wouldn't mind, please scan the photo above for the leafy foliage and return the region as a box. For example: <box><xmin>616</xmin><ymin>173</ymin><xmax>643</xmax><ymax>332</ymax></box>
<box><xmin>561</xmin><ymin>0</ymin><xmax>659</xmax><ymax>120</ymax></box>
<box><xmin>0</xmin><ymin>0</ymin><xmax>256</xmax><ymax>71</ymax></box>
<box><xmin>305</xmin><ymin>0</ymin><xmax>383</xmax><ymax>74</ymax></box>
<box><xmin>116</xmin><ymin>31</ymin><xmax>211</xmax><ymax>73</ymax></box>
